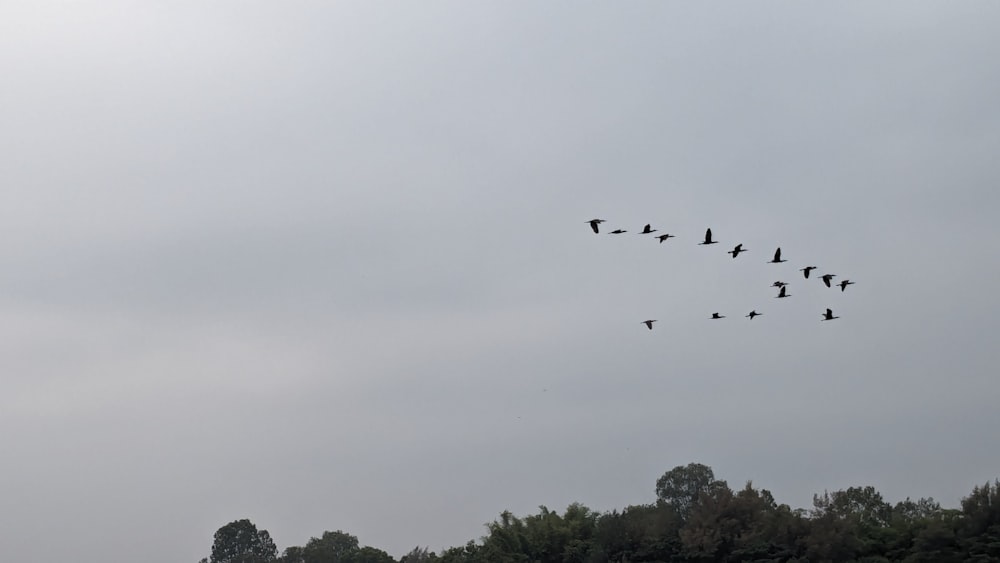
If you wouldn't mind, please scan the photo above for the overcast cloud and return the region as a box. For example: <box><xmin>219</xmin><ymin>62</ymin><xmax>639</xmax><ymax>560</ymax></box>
<box><xmin>1</xmin><ymin>3</ymin><xmax>999</xmax><ymax>562</ymax></box>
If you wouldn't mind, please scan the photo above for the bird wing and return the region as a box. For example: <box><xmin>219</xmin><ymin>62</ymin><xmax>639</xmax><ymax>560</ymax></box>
<box><xmin>774</xmin><ymin>248</ymin><xmax>781</xmax><ymax>261</ymax></box>
<box><xmin>705</xmin><ymin>228</ymin><xmax>712</xmax><ymax>242</ymax></box>
<box><xmin>590</xmin><ymin>221</ymin><xmax>599</xmax><ymax>233</ymax></box>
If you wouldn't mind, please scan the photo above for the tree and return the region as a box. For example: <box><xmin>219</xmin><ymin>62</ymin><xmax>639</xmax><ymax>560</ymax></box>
<box><xmin>595</xmin><ymin>503</ymin><xmax>682</xmax><ymax>562</ymax></box>
<box><xmin>958</xmin><ymin>480</ymin><xmax>1000</xmax><ymax>560</ymax></box>
<box><xmin>354</xmin><ymin>546</ymin><xmax>395</xmax><ymax>563</ymax></box>
<box><xmin>279</xmin><ymin>546</ymin><xmax>305</xmax><ymax>563</ymax></box>
<box><xmin>399</xmin><ymin>547</ymin><xmax>435</xmax><ymax>563</ymax></box>
<box><xmin>812</xmin><ymin>486</ymin><xmax>892</xmax><ymax>528</ymax></box>
<box><xmin>655</xmin><ymin>463</ymin><xmax>728</xmax><ymax>519</ymax></box>
<box><xmin>894</xmin><ymin>497</ymin><xmax>942</xmax><ymax>524</ymax></box>
<box><xmin>301</xmin><ymin>530</ymin><xmax>361</xmax><ymax>563</ymax></box>
<box><xmin>210</xmin><ymin>519</ymin><xmax>278</xmax><ymax>563</ymax></box>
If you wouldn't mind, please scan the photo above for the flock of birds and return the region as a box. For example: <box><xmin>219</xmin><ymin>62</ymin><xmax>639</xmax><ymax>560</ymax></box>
<box><xmin>585</xmin><ymin>219</ymin><xmax>855</xmax><ymax>329</ymax></box>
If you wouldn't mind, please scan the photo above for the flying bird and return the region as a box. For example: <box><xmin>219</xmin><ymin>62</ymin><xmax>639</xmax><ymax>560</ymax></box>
<box><xmin>728</xmin><ymin>243</ymin><xmax>747</xmax><ymax>258</ymax></box>
<box><xmin>839</xmin><ymin>279</ymin><xmax>855</xmax><ymax>292</ymax></box>
<box><xmin>710</xmin><ymin>312</ymin><xmax>725</xmax><ymax>319</ymax></box>
<box><xmin>608</xmin><ymin>229</ymin><xmax>627</xmax><ymax>234</ymax></box>
<box><xmin>656</xmin><ymin>234</ymin><xmax>676</xmax><ymax>243</ymax></box>
<box><xmin>699</xmin><ymin>228</ymin><xmax>718</xmax><ymax>245</ymax></box>
<box><xmin>822</xmin><ymin>308</ymin><xmax>840</xmax><ymax>321</ymax></box>
<box><xmin>639</xmin><ymin>224</ymin><xmax>657</xmax><ymax>234</ymax></box>
<box><xmin>769</xmin><ymin>247</ymin><xmax>787</xmax><ymax>263</ymax></box>
<box><xmin>586</xmin><ymin>219</ymin><xmax>605</xmax><ymax>233</ymax></box>
<box><xmin>642</xmin><ymin>320</ymin><xmax>657</xmax><ymax>330</ymax></box>
<box><xmin>772</xmin><ymin>281</ymin><xmax>789</xmax><ymax>288</ymax></box>
<box><xmin>800</xmin><ymin>266</ymin><xmax>817</xmax><ymax>279</ymax></box>
<box><xmin>775</xmin><ymin>286</ymin><xmax>791</xmax><ymax>298</ymax></box>
<box><xmin>746</xmin><ymin>310</ymin><xmax>762</xmax><ymax>320</ymax></box>
<box><xmin>821</xmin><ymin>273</ymin><xmax>837</xmax><ymax>288</ymax></box>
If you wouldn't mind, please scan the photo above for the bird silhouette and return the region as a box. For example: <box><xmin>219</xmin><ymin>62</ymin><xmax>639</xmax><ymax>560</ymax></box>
<box><xmin>699</xmin><ymin>228</ymin><xmax>718</xmax><ymax>245</ymax></box>
<box><xmin>608</xmin><ymin>229</ymin><xmax>627</xmax><ymax>234</ymax></box>
<box><xmin>800</xmin><ymin>266</ymin><xmax>817</xmax><ymax>279</ymax></box>
<box><xmin>775</xmin><ymin>286</ymin><xmax>791</xmax><ymax>298</ymax></box>
<box><xmin>772</xmin><ymin>281</ymin><xmax>789</xmax><ymax>288</ymax></box>
<box><xmin>656</xmin><ymin>233</ymin><xmax>676</xmax><ymax>243</ymax></box>
<box><xmin>822</xmin><ymin>308</ymin><xmax>839</xmax><ymax>321</ymax></box>
<box><xmin>839</xmin><ymin>279</ymin><xmax>855</xmax><ymax>292</ymax></box>
<box><xmin>821</xmin><ymin>273</ymin><xmax>837</xmax><ymax>288</ymax></box>
<box><xmin>710</xmin><ymin>312</ymin><xmax>725</xmax><ymax>319</ymax></box>
<box><xmin>639</xmin><ymin>224</ymin><xmax>657</xmax><ymax>234</ymax></box>
<box><xmin>587</xmin><ymin>219</ymin><xmax>605</xmax><ymax>234</ymax></box>
<box><xmin>642</xmin><ymin>320</ymin><xmax>657</xmax><ymax>330</ymax></box>
<box><xmin>746</xmin><ymin>310</ymin><xmax>762</xmax><ymax>320</ymax></box>
<box><xmin>728</xmin><ymin>243</ymin><xmax>747</xmax><ymax>258</ymax></box>
<box><xmin>769</xmin><ymin>247</ymin><xmax>787</xmax><ymax>263</ymax></box>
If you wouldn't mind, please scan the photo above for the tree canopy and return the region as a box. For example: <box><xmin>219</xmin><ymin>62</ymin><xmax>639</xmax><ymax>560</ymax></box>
<box><xmin>209</xmin><ymin>519</ymin><xmax>278</xmax><ymax>563</ymax></box>
<box><xmin>201</xmin><ymin>470</ymin><xmax>1000</xmax><ymax>563</ymax></box>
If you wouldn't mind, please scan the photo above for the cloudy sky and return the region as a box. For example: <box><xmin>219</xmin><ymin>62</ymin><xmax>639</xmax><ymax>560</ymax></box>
<box><xmin>2</xmin><ymin>2</ymin><xmax>999</xmax><ymax>561</ymax></box>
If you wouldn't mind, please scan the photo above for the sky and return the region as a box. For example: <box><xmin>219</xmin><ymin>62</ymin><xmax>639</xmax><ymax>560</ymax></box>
<box><xmin>2</xmin><ymin>2</ymin><xmax>999</xmax><ymax>561</ymax></box>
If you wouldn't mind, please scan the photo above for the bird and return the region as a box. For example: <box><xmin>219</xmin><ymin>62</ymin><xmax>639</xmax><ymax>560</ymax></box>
<box><xmin>775</xmin><ymin>286</ymin><xmax>791</xmax><ymax>298</ymax></box>
<box><xmin>656</xmin><ymin>233</ymin><xmax>676</xmax><ymax>243</ymax></box>
<box><xmin>839</xmin><ymin>279</ymin><xmax>855</xmax><ymax>292</ymax></box>
<box><xmin>746</xmin><ymin>310</ymin><xmax>762</xmax><ymax>320</ymax></box>
<box><xmin>639</xmin><ymin>224</ymin><xmax>657</xmax><ymax>234</ymax></box>
<box><xmin>586</xmin><ymin>219</ymin><xmax>605</xmax><ymax>234</ymax></box>
<box><xmin>608</xmin><ymin>229</ymin><xmax>627</xmax><ymax>234</ymax></box>
<box><xmin>710</xmin><ymin>312</ymin><xmax>725</xmax><ymax>319</ymax></box>
<box><xmin>822</xmin><ymin>308</ymin><xmax>839</xmax><ymax>321</ymax></box>
<box><xmin>821</xmin><ymin>273</ymin><xmax>837</xmax><ymax>288</ymax></box>
<box><xmin>642</xmin><ymin>320</ymin><xmax>657</xmax><ymax>330</ymax></box>
<box><xmin>769</xmin><ymin>247</ymin><xmax>787</xmax><ymax>263</ymax></box>
<box><xmin>800</xmin><ymin>266</ymin><xmax>817</xmax><ymax>279</ymax></box>
<box><xmin>699</xmin><ymin>228</ymin><xmax>718</xmax><ymax>245</ymax></box>
<box><xmin>728</xmin><ymin>243</ymin><xmax>747</xmax><ymax>258</ymax></box>
<box><xmin>772</xmin><ymin>281</ymin><xmax>789</xmax><ymax>288</ymax></box>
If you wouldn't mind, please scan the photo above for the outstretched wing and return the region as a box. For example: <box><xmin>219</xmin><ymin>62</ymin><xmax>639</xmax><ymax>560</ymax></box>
<box><xmin>774</xmin><ymin>248</ymin><xmax>782</xmax><ymax>261</ymax></box>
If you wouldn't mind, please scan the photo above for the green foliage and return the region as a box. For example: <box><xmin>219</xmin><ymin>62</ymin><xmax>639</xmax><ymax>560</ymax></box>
<box><xmin>475</xmin><ymin>504</ymin><xmax>601</xmax><ymax>563</ymax></box>
<box><xmin>302</xmin><ymin>530</ymin><xmax>361</xmax><ymax>562</ymax></box>
<box><xmin>210</xmin><ymin>519</ymin><xmax>278</xmax><ymax>563</ymax></box>
<box><xmin>399</xmin><ymin>546</ymin><xmax>436</xmax><ymax>563</ymax></box>
<box><xmin>279</xmin><ymin>530</ymin><xmax>395</xmax><ymax>563</ymax></box>
<box><xmin>279</xmin><ymin>546</ymin><xmax>305</xmax><ymax>563</ymax></box>
<box><xmin>203</xmin><ymin>468</ymin><xmax>1000</xmax><ymax>563</ymax></box>
<box><xmin>354</xmin><ymin>546</ymin><xmax>395</xmax><ymax>563</ymax></box>
<box><xmin>959</xmin><ymin>480</ymin><xmax>1000</xmax><ymax>560</ymax></box>
<box><xmin>655</xmin><ymin>462</ymin><xmax>728</xmax><ymax>520</ymax></box>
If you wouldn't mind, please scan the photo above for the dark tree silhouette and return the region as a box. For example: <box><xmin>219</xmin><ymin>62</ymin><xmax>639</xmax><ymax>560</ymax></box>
<box><xmin>210</xmin><ymin>519</ymin><xmax>277</xmax><ymax>563</ymax></box>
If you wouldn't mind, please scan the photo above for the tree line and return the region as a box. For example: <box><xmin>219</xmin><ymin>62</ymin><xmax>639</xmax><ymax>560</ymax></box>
<box><xmin>200</xmin><ymin>463</ymin><xmax>1000</xmax><ymax>562</ymax></box>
